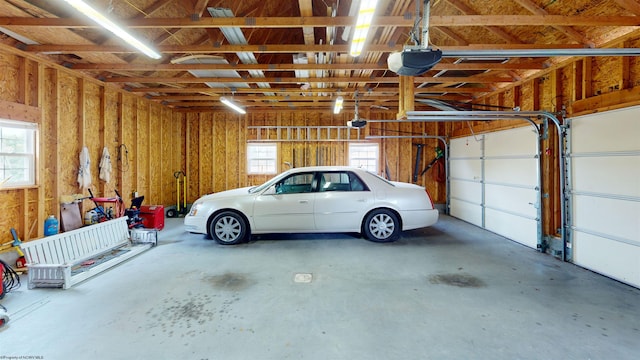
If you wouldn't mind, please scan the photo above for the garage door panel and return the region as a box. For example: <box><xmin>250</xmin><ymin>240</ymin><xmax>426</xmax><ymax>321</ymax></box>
<box><xmin>572</xmin><ymin>156</ymin><xmax>640</xmax><ymax>196</ymax></box>
<box><xmin>450</xmin><ymin>137</ymin><xmax>483</xmax><ymax>157</ymax></box>
<box><xmin>485</xmin><ymin>127</ymin><xmax>538</xmax><ymax>156</ymax></box>
<box><xmin>485</xmin><ymin>158</ymin><xmax>538</xmax><ymax>185</ymax></box>
<box><xmin>449</xmin><ymin>126</ymin><xmax>540</xmax><ymax>250</ymax></box>
<box><xmin>569</xmin><ymin>105</ymin><xmax>640</xmax><ymax>289</ymax></box>
<box><xmin>573</xmin><ymin>196</ymin><xmax>640</xmax><ymax>244</ymax></box>
<box><xmin>571</xmin><ymin>108</ymin><xmax>640</xmax><ymax>153</ymax></box>
<box><xmin>450</xmin><ymin>199</ymin><xmax>482</xmax><ymax>226</ymax></box>
<box><xmin>573</xmin><ymin>231</ymin><xmax>640</xmax><ymax>287</ymax></box>
<box><xmin>449</xmin><ymin>159</ymin><xmax>482</xmax><ymax>180</ymax></box>
<box><xmin>485</xmin><ymin>208</ymin><xmax>538</xmax><ymax>248</ymax></box>
<box><xmin>450</xmin><ymin>179</ymin><xmax>482</xmax><ymax>203</ymax></box>
<box><xmin>485</xmin><ymin>185</ymin><xmax>538</xmax><ymax>217</ymax></box>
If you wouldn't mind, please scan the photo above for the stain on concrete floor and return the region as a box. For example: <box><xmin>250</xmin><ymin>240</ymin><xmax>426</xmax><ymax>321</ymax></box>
<box><xmin>429</xmin><ymin>273</ymin><xmax>486</xmax><ymax>288</ymax></box>
<box><xmin>203</xmin><ymin>272</ymin><xmax>252</xmax><ymax>291</ymax></box>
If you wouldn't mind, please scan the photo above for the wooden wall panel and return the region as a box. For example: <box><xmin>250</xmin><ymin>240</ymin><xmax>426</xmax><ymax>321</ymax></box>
<box><xmin>0</xmin><ymin>49</ymin><xmax>185</xmax><ymax>245</ymax></box>
<box><xmin>186</xmin><ymin>113</ymin><xmax>200</xmax><ymax>204</ymax></box>
<box><xmin>119</xmin><ymin>94</ymin><xmax>135</xmax><ymax>204</ymax></box>
<box><xmin>102</xmin><ymin>88</ymin><xmax>119</xmax><ymax>196</ymax></box>
<box><xmin>148</xmin><ymin>103</ymin><xmax>162</xmax><ymax>204</ymax></box>
<box><xmin>199</xmin><ymin>112</ymin><xmax>214</xmax><ymax>195</ymax></box>
<box><xmin>84</xmin><ymin>81</ymin><xmax>101</xmax><ymax>193</ymax></box>
<box><xmin>42</xmin><ymin>68</ymin><xmax>59</xmax><ymax>222</ymax></box>
<box><xmin>0</xmin><ymin>53</ymin><xmax>20</xmax><ymax>102</ymax></box>
<box><xmin>226</xmin><ymin>113</ymin><xmax>240</xmax><ymax>189</ymax></box>
<box><xmin>57</xmin><ymin>74</ymin><xmax>80</xmax><ymax>197</ymax></box>
<box><xmin>136</xmin><ymin>99</ymin><xmax>149</xmax><ymax>199</ymax></box>
<box><xmin>213</xmin><ymin>113</ymin><xmax>226</xmax><ymax>192</ymax></box>
<box><xmin>160</xmin><ymin>108</ymin><xmax>173</xmax><ymax>206</ymax></box>
<box><xmin>592</xmin><ymin>57</ymin><xmax>621</xmax><ymax>96</ymax></box>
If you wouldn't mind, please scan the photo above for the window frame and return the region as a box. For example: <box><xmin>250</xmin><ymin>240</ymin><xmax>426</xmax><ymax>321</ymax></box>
<box><xmin>348</xmin><ymin>142</ymin><xmax>380</xmax><ymax>174</ymax></box>
<box><xmin>0</xmin><ymin>119</ymin><xmax>38</xmax><ymax>189</ymax></box>
<box><xmin>246</xmin><ymin>142</ymin><xmax>278</xmax><ymax>175</ymax></box>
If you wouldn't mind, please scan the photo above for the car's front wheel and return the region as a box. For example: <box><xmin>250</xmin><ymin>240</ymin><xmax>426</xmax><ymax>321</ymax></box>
<box><xmin>362</xmin><ymin>209</ymin><xmax>400</xmax><ymax>243</ymax></box>
<box><xmin>209</xmin><ymin>211</ymin><xmax>248</xmax><ymax>245</ymax></box>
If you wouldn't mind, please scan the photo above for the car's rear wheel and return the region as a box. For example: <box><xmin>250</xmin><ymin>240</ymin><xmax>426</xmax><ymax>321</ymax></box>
<box><xmin>363</xmin><ymin>209</ymin><xmax>400</xmax><ymax>243</ymax></box>
<box><xmin>209</xmin><ymin>211</ymin><xmax>248</xmax><ymax>245</ymax></box>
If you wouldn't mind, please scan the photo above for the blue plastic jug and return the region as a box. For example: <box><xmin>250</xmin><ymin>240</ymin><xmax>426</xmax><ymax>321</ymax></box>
<box><xmin>44</xmin><ymin>215</ymin><xmax>59</xmax><ymax>236</ymax></box>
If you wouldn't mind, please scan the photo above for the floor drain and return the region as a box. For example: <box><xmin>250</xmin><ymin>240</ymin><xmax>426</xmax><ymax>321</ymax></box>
<box><xmin>294</xmin><ymin>273</ymin><xmax>313</xmax><ymax>283</ymax></box>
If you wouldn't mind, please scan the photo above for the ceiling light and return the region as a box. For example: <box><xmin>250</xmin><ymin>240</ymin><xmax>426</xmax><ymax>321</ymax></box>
<box><xmin>333</xmin><ymin>96</ymin><xmax>344</xmax><ymax>114</ymax></box>
<box><xmin>220</xmin><ymin>97</ymin><xmax>246</xmax><ymax>114</ymax></box>
<box><xmin>61</xmin><ymin>0</ymin><xmax>161</xmax><ymax>59</ymax></box>
<box><xmin>349</xmin><ymin>0</ymin><xmax>379</xmax><ymax>57</ymax></box>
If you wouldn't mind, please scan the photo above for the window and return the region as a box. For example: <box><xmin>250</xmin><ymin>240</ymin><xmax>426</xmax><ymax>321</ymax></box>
<box><xmin>247</xmin><ymin>143</ymin><xmax>277</xmax><ymax>174</ymax></box>
<box><xmin>0</xmin><ymin>119</ymin><xmax>37</xmax><ymax>187</ymax></box>
<box><xmin>348</xmin><ymin>143</ymin><xmax>379</xmax><ymax>173</ymax></box>
<box><xmin>275</xmin><ymin>173</ymin><xmax>314</xmax><ymax>194</ymax></box>
<box><xmin>319</xmin><ymin>171</ymin><xmax>367</xmax><ymax>192</ymax></box>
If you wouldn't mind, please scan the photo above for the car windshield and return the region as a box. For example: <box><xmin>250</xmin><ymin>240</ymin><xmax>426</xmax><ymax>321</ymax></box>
<box><xmin>248</xmin><ymin>171</ymin><xmax>291</xmax><ymax>194</ymax></box>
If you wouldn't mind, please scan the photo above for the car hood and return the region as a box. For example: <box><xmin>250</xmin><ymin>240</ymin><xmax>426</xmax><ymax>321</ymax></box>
<box><xmin>197</xmin><ymin>186</ymin><xmax>254</xmax><ymax>202</ymax></box>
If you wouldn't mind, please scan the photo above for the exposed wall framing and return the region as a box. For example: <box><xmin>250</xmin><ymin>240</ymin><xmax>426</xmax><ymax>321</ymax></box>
<box><xmin>1</xmin><ymin>38</ymin><xmax>639</xmax><ymax>247</ymax></box>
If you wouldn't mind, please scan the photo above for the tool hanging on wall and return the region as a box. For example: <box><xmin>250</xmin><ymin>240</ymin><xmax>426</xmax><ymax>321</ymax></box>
<box><xmin>413</xmin><ymin>145</ymin><xmax>444</xmax><ymax>183</ymax></box>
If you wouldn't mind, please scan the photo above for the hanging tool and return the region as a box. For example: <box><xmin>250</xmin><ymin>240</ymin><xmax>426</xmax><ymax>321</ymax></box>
<box><xmin>413</xmin><ymin>145</ymin><xmax>444</xmax><ymax>182</ymax></box>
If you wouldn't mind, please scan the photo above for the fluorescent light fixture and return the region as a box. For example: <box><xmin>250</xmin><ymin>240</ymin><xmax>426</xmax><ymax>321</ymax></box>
<box><xmin>349</xmin><ymin>0</ymin><xmax>379</xmax><ymax>57</ymax></box>
<box><xmin>333</xmin><ymin>96</ymin><xmax>344</xmax><ymax>114</ymax></box>
<box><xmin>220</xmin><ymin>96</ymin><xmax>246</xmax><ymax>114</ymax></box>
<box><xmin>61</xmin><ymin>0</ymin><xmax>161</xmax><ymax>59</ymax></box>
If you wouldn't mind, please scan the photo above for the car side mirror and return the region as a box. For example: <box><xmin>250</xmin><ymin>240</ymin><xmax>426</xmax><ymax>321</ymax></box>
<box><xmin>262</xmin><ymin>185</ymin><xmax>277</xmax><ymax>195</ymax></box>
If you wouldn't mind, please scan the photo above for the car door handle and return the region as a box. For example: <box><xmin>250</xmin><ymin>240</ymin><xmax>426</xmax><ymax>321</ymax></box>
<box><xmin>299</xmin><ymin>200</ymin><xmax>309</xmax><ymax>204</ymax></box>
<box><xmin>357</xmin><ymin>199</ymin><xmax>366</xmax><ymax>202</ymax></box>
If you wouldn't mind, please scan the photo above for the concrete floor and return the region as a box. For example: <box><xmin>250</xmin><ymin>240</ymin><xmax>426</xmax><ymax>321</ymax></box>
<box><xmin>1</xmin><ymin>215</ymin><xmax>639</xmax><ymax>360</ymax></box>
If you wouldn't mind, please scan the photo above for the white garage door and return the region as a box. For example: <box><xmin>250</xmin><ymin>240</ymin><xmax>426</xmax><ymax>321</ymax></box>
<box><xmin>568</xmin><ymin>106</ymin><xmax>640</xmax><ymax>288</ymax></box>
<box><xmin>450</xmin><ymin>126</ymin><xmax>541</xmax><ymax>249</ymax></box>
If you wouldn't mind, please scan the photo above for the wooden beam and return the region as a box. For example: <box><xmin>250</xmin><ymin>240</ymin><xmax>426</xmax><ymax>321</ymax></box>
<box><xmin>444</xmin><ymin>0</ymin><xmax>522</xmax><ymax>44</ymax></box>
<box><xmin>131</xmin><ymin>85</ymin><xmax>492</xmax><ymax>95</ymax></box>
<box><xmin>614</xmin><ymin>0</ymin><xmax>640</xmax><ymax>15</ymax></box>
<box><xmin>0</xmin><ymin>16</ymin><xmax>412</xmax><ymax>28</ymax></box>
<box><xmin>514</xmin><ymin>0</ymin><xmax>595</xmax><ymax>47</ymax></box>
<box><xmin>1</xmin><ymin>15</ymin><xmax>638</xmax><ymax>28</ymax></box>
<box><xmin>397</xmin><ymin>76</ymin><xmax>415</xmax><ymax>119</ymax></box>
<box><xmin>24</xmin><ymin>43</ymin><xmax>586</xmax><ymax>55</ymax></box>
<box><xmin>153</xmin><ymin>93</ymin><xmax>470</xmax><ymax>102</ymax></box>
<box><xmin>72</xmin><ymin>61</ymin><xmax>546</xmax><ymax>71</ymax></box>
<box><xmin>571</xmin><ymin>85</ymin><xmax>640</xmax><ymax>115</ymax></box>
<box><xmin>105</xmin><ymin>75</ymin><xmax>515</xmax><ymax>84</ymax></box>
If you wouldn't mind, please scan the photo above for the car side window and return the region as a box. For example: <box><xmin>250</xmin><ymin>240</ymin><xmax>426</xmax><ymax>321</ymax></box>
<box><xmin>319</xmin><ymin>171</ymin><xmax>367</xmax><ymax>192</ymax></box>
<box><xmin>275</xmin><ymin>173</ymin><xmax>315</xmax><ymax>194</ymax></box>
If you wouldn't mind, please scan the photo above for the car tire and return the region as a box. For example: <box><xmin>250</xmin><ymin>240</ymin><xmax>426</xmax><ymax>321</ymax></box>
<box><xmin>209</xmin><ymin>211</ymin><xmax>248</xmax><ymax>245</ymax></box>
<box><xmin>362</xmin><ymin>209</ymin><xmax>400</xmax><ymax>243</ymax></box>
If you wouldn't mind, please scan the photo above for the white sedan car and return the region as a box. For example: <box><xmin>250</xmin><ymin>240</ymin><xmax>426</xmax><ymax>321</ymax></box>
<box><xmin>184</xmin><ymin>166</ymin><xmax>438</xmax><ymax>245</ymax></box>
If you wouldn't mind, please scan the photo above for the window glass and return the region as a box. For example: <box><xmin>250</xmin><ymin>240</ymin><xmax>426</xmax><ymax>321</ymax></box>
<box><xmin>247</xmin><ymin>143</ymin><xmax>277</xmax><ymax>174</ymax></box>
<box><xmin>319</xmin><ymin>171</ymin><xmax>367</xmax><ymax>192</ymax></box>
<box><xmin>349</xmin><ymin>143</ymin><xmax>379</xmax><ymax>173</ymax></box>
<box><xmin>0</xmin><ymin>119</ymin><xmax>37</xmax><ymax>187</ymax></box>
<box><xmin>275</xmin><ymin>173</ymin><xmax>314</xmax><ymax>194</ymax></box>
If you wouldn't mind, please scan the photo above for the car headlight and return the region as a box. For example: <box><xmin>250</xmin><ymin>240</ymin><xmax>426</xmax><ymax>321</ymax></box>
<box><xmin>189</xmin><ymin>202</ymin><xmax>202</xmax><ymax>216</ymax></box>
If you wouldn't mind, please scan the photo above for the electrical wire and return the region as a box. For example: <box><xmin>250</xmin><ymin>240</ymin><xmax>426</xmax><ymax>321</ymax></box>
<box><xmin>0</xmin><ymin>259</ymin><xmax>21</xmax><ymax>299</ymax></box>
